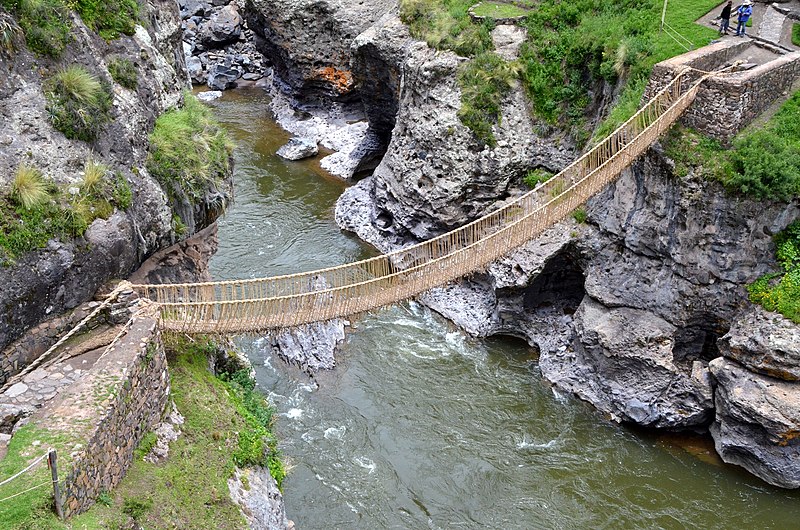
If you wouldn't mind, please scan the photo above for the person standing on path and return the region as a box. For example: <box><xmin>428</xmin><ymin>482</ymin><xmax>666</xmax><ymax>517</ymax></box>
<box><xmin>735</xmin><ymin>0</ymin><xmax>753</xmax><ymax>37</ymax></box>
<box><xmin>719</xmin><ymin>1</ymin><xmax>733</xmax><ymax>35</ymax></box>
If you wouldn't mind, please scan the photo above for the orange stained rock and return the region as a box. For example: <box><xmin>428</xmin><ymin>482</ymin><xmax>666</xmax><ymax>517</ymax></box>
<box><xmin>315</xmin><ymin>66</ymin><xmax>354</xmax><ymax>93</ymax></box>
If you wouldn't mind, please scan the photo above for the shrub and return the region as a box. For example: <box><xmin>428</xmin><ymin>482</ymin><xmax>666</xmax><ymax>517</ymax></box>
<box><xmin>524</xmin><ymin>168</ymin><xmax>552</xmax><ymax>188</ymax></box>
<box><xmin>74</xmin><ymin>0</ymin><xmax>139</xmax><ymax>40</ymax></box>
<box><xmin>727</xmin><ymin>132</ymin><xmax>800</xmax><ymax>200</ymax></box>
<box><xmin>748</xmin><ymin>221</ymin><xmax>800</xmax><ymax>323</ymax></box>
<box><xmin>11</xmin><ymin>163</ymin><xmax>50</xmax><ymax>209</ymax></box>
<box><xmin>457</xmin><ymin>52</ymin><xmax>520</xmax><ymax>146</ymax></box>
<box><xmin>122</xmin><ymin>497</ymin><xmax>152</xmax><ymax>520</ymax></box>
<box><xmin>44</xmin><ymin>65</ymin><xmax>113</xmax><ymax>142</ymax></box>
<box><xmin>107</xmin><ymin>56</ymin><xmax>137</xmax><ymax>89</ymax></box>
<box><xmin>82</xmin><ymin>157</ymin><xmax>107</xmax><ymax>194</ymax></box>
<box><xmin>147</xmin><ymin>93</ymin><xmax>233</xmax><ymax>202</ymax></box>
<box><xmin>572</xmin><ymin>207</ymin><xmax>587</xmax><ymax>224</ymax></box>
<box><xmin>0</xmin><ymin>0</ymin><xmax>71</xmax><ymax>57</ymax></box>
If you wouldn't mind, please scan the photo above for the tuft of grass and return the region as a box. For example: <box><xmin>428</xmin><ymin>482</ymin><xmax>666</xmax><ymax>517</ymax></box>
<box><xmin>74</xmin><ymin>0</ymin><xmax>139</xmax><ymax>40</ymax></box>
<box><xmin>82</xmin><ymin>157</ymin><xmax>107</xmax><ymax>194</ymax></box>
<box><xmin>44</xmin><ymin>65</ymin><xmax>113</xmax><ymax>142</ymax></box>
<box><xmin>793</xmin><ymin>23</ymin><xmax>800</xmax><ymax>47</ymax></box>
<box><xmin>147</xmin><ymin>93</ymin><xmax>233</xmax><ymax>203</ymax></box>
<box><xmin>572</xmin><ymin>207</ymin><xmax>587</xmax><ymax>224</ymax></box>
<box><xmin>0</xmin><ymin>10</ymin><xmax>22</xmax><ymax>54</ymax></box>
<box><xmin>524</xmin><ymin>168</ymin><xmax>553</xmax><ymax>188</ymax></box>
<box><xmin>457</xmin><ymin>52</ymin><xmax>521</xmax><ymax>146</ymax></box>
<box><xmin>133</xmin><ymin>431</ymin><xmax>157</xmax><ymax>460</ymax></box>
<box><xmin>107</xmin><ymin>56</ymin><xmax>138</xmax><ymax>89</ymax></box>
<box><xmin>11</xmin><ymin>163</ymin><xmax>50</xmax><ymax>209</ymax></box>
<box><xmin>748</xmin><ymin>220</ymin><xmax>800</xmax><ymax>323</ymax></box>
<box><xmin>0</xmin><ymin>0</ymin><xmax>71</xmax><ymax>57</ymax></box>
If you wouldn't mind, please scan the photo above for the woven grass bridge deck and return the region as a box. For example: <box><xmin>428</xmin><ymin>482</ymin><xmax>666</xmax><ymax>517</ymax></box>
<box><xmin>131</xmin><ymin>71</ymin><xmax>705</xmax><ymax>334</ymax></box>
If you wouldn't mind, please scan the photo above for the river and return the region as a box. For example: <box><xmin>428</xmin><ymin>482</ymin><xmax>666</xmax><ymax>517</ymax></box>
<box><xmin>207</xmin><ymin>89</ymin><xmax>800</xmax><ymax>529</ymax></box>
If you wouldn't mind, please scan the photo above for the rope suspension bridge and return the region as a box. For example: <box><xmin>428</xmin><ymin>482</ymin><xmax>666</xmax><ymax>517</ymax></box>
<box><xmin>128</xmin><ymin>69</ymin><xmax>709</xmax><ymax>334</ymax></box>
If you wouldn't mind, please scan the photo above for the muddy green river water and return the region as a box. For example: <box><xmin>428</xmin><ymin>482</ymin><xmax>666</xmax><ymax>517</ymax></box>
<box><xmin>207</xmin><ymin>89</ymin><xmax>800</xmax><ymax>529</ymax></box>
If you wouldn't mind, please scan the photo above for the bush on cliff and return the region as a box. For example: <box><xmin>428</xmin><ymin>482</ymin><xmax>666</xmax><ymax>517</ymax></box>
<box><xmin>0</xmin><ymin>0</ymin><xmax>71</xmax><ymax>57</ymax></box>
<box><xmin>457</xmin><ymin>52</ymin><xmax>521</xmax><ymax>146</ymax></box>
<box><xmin>400</xmin><ymin>0</ymin><xmax>493</xmax><ymax>57</ymax></box>
<box><xmin>44</xmin><ymin>65</ymin><xmax>113</xmax><ymax>142</ymax></box>
<box><xmin>147</xmin><ymin>93</ymin><xmax>233</xmax><ymax>204</ymax></box>
<box><xmin>107</xmin><ymin>56</ymin><xmax>138</xmax><ymax>89</ymax></box>
<box><xmin>748</xmin><ymin>220</ymin><xmax>800</xmax><ymax>323</ymax></box>
<box><xmin>74</xmin><ymin>0</ymin><xmax>139</xmax><ymax>40</ymax></box>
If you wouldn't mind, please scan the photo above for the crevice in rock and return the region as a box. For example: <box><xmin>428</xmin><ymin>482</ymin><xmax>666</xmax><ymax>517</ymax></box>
<box><xmin>521</xmin><ymin>246</ymin><xmax>586</xmax><ymax>315</ymax></box>
<box><xmin>672</xmin><ymin>315</ymin><xmax>729</xmax><ymax>369</ymax></box>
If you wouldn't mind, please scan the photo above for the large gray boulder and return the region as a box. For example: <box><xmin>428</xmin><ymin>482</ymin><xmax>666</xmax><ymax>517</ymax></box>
<box><xmin>197</xmin><ymin>4</ymin><xmax>243</xmax><ymax>48</ymax></box>
<box><xmin>276</xmin><ymin>137</ymin><xmax>319</xmax><ymax>161</ymax></box>
<box><xmin>717</xmin><ymin>306</ymin><xmax>800</xmax><ymax>381</ymax></box>
<box><xmin>709</xmin><ymin>357</ymin><xmax>800</xmax><ymax>489</ymax></box>
<box><xmin>540</xmin><ymin>296</ymin><xmax>715</xmax><ymax>429</ymax></box>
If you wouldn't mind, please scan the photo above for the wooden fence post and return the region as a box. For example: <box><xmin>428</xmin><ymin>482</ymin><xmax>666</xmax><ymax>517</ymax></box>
<box><xmin>48</xmin><ymin>449</ymin><xmax>63</xmax><ymax>520</ymax></box>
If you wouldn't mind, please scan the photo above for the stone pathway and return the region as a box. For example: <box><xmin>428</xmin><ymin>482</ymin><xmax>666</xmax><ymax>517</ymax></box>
<box><xmin>699</xmin><ymin>1</ymin><xmax>800</xmax><ymax>50</ymax></box>
<box><xmin>759</xmin><ymin>4</ymin><xmax>787</xmax><ymax>44</ymax></box>
<box><xmin>0</xmin><ymin>326</ymin><xmax>117</xmax><ymax>456</ymax></box>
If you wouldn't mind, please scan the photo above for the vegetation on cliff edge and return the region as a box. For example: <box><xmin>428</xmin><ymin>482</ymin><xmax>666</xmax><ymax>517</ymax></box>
<box><xmin>664</xmin><ymin>90</ymin><xmax>800</xmax><ymax>201</ymax></box>
<box><xmin>0</xmin><ymin>160</ymin><xmax>131</xmax><ymax>265</ymax></box>
<box><xmin>400</xmin><ymin>0</ymin><xmax>718</xmax><ymax>145</ymax></box>
<box><xmin>147</xmin><ymin>93</ymin><xmax>234</xmax><ymax>209</ymax></box>
<box><xmin>748</xmin><ymin>220</ymin><xmax>800</xmax><ymax>323</ymax></box>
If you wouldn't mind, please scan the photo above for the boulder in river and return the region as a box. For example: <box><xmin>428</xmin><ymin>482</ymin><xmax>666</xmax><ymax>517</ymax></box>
<box><xmin>207</xmin><ymin>64</ymin><xmax>240</xmax><ymax>90</ymax></box>
<box><xmin>276</xmin><ymin>137</ymin><xmax>319</xmax><ymax>161</ymax></box>
<box><xmin>709</xmin><ymin>357</ymin><xmax>800</xmax><ymax>489</ymax></box>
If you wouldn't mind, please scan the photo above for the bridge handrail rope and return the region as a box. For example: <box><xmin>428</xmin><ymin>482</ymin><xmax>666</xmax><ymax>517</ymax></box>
<box><xmin>131</xmin><ymin>69</ymin><xmax>713</xmax><ymax>333</ymax></box>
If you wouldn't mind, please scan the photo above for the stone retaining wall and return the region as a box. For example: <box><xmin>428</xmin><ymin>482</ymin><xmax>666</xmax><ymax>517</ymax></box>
<box><xmin>645</xmin><ymin>39</ymin><xmax>800</xmax><ymax>142</ymax></box>
<box><xmin>43</xmin><ymin>316</ymin><xmax>169</xmax><ymax>518</ymax></box>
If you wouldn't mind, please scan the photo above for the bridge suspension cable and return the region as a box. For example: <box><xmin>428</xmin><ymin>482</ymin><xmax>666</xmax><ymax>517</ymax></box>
<box><xmin>131</xmin><ymin>70</ymin><xmax>707</xmax><ymax>334</ymax></box>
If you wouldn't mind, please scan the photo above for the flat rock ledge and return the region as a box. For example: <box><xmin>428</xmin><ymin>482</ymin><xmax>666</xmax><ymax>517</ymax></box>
<box><xmin>709</xmin><ymin>357</ymin><xmax>800</xmax><ymax>489</ymax></box>
<box><xmin>717</xmin><ymin>306</ymin><xmax>800</xmax><ymax>381</ymax></box>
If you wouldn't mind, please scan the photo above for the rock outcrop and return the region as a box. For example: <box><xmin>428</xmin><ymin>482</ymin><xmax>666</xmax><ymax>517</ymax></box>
<box><xmin>338</xmin><ymin>14</ymin><xmax>575</xmax><ymax>243</ymax></box>
<box><xmin>709</xmin><ymin>357</ymin><xmax>800</xmax><ymax>489</ymax></box>
<box><xmin>244</xmin><ymin>0</ymin><xmax>395</xmax><ymax>102</ymax></box>
<box><xmin>0</xmin><ymin>1</ymin><xmax>231</xmax><ymax>361</ymax></box>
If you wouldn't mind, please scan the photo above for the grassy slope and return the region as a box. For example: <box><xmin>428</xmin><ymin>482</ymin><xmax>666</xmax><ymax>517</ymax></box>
<box><xmin>0</xmin><ymin>340</ymin><xmax>283</xmax><ymax>529</ymax></box>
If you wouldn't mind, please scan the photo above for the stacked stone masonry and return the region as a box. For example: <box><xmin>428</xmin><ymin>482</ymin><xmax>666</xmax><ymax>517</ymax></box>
<box><xmin>55</xmin><ymin>317</ymin><xmax>169</xmax><ymax>517</ymax></box>
<box><xmin>646</xmin><ymin>39</ymin><xmax>800</xmax><ymax>142</ymax></box>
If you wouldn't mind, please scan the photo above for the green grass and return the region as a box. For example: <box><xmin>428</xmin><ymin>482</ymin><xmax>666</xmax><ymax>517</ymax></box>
<box><xmin>107</xmin><ymin>56</ymin><xmax>137</xmax><ymax>90</ymax></box>
<box><xmin>748</xmin><ymin>220</ymin><xmax>800</xmax><ymax>323</ymax></box>
<box><xmin>0</xmin><ymin>424</ymin><xmax>73</xmax><ymax>529</ymax></box>
<box><xmin>400</xmin><ymin>0</ymin><xmax>494</xmax><ymax>57</ymax></box>
<box><xmin>523</xmin><ymin>167</ymin><xmax>553</xmax><ymax>187</ymax></box>
<box><xmin>664</xmin><ymin>90</ymin><xmax>800</xmax><ymax>201</ymax></box>
<box><xmin>793</xmin><ymin>23</ymin><xmax>800</xmax><ymax>47</ymax></box>
<box><xmin>44</xmin><ymin>65</ymin><xmax>113</xmax><ymax>142</ymax></box>
<box><xmin>0</xmin><ymin>161</ymin><xmax>130</xmax><ymax>265</ymax></box>
<box><xmin>73</xmin><ymin>0</ymin><xmax>139</xmax><ymax>40</ymax></box>
<box><xmin>471</xmin><ymin>1</ymin><xmax>530</xmax><ymax>18</ymax></box>
<box><xmin>400</xmin><ymin>0</ymin><xmax>720</xmax><ymax>145</ymax></box>
<box><xmin>147</xmin><ymin>93</ymin><xmax>233</xmax><ymax>205</ymax></box>
<box><xmin>457</xmin><ymin>52</ymin><xmax>521</xmax><ymax>145</ymax></box>
<box><xmin>0</xmin><ymin>0</ymin><xmax>71</xmax><ymax>57</ymax></box>
<box><xmin>70</xmin><ymin>337</ymin><xmax>285</xmax><ymax>529</ymax></box>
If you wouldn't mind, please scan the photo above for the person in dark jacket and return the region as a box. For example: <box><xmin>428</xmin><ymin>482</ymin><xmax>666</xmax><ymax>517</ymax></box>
<box><xmin>735</xmin><ymin>0</ymin><xmax>753</xmax><ymax>37</ymax></box>
<box><xmin>719</xmin><ymin>1</ymin><xmax>733</xmax><ymax>35</ymax></box>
